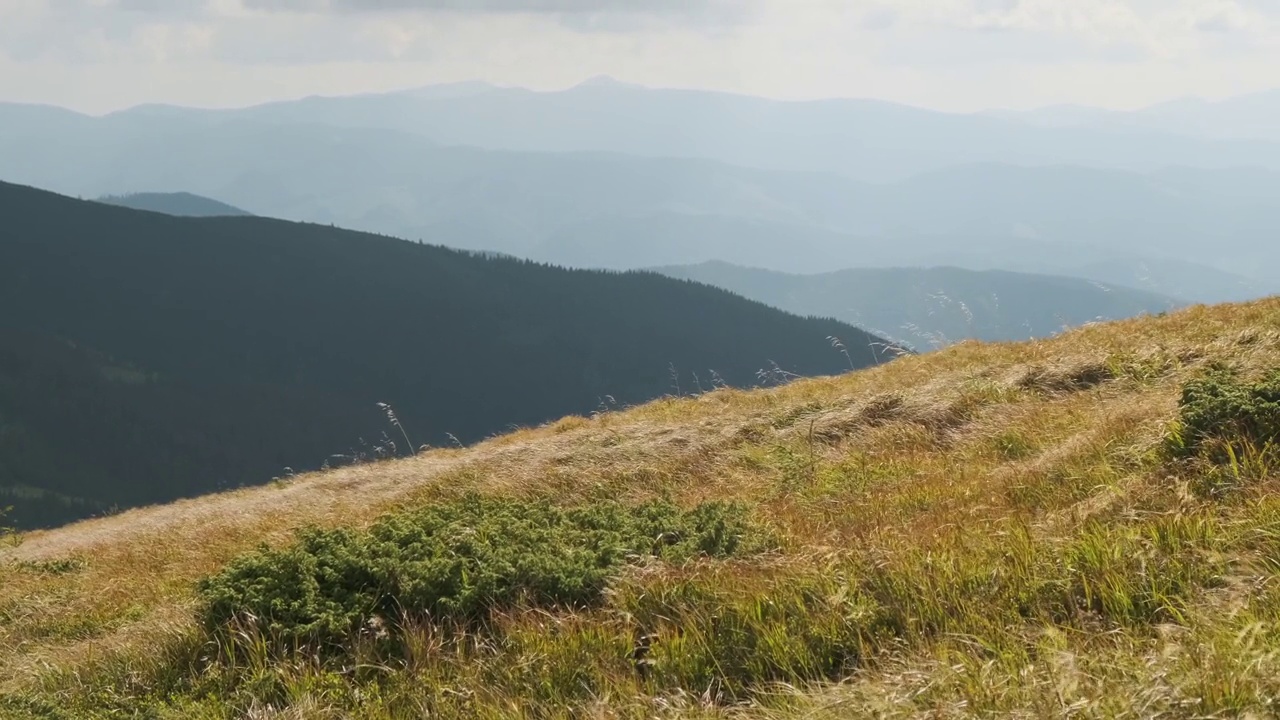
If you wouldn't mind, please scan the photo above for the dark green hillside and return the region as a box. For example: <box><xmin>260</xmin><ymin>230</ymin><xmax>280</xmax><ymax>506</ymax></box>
<box><xmin>0</xmin><ymin>182</ymin><xmax>887</xmax><ymax>528</ymax></box>
<box><xmin>655</xmin><ymin>261</ymin><xmax>1183</xmax><ymax>348</ymax></box>
<box><xmin>95</xmin><ymin>191</ymin><xmax>251</xmax><ymax>217</ymax></box>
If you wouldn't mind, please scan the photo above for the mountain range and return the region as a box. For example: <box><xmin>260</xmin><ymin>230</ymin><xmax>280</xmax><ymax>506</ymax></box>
<box><xmin>984</xmin><ymin>88</ymin><xmax>1280</xmax><ymax>142</ymax></box>
<box><xmin>655</xmin><ymin>262</ymin><xmax>1183</xmax><ymax>348</ymax></box>
<box><xmin>56</xmin><ymin>77</ymin><xmax>1280</xmax><ymax>180</ymax></box>
<box><xmin>3</xmin><ymin>92</ymin><xmax>1279</xmax><ymax>300</ymax></box>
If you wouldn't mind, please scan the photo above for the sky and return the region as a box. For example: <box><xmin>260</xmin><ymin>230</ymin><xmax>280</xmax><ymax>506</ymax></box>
<box><xmin>1</xmin><ymin>0</ymin><xmax>1277</xmax><ymax>115</ymax></box>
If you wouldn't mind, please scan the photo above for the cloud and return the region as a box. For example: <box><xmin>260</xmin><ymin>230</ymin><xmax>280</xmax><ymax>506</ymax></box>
<box><xmin>208</xmin><ymin>13</ymin><xmax>434</xmax><ymax>63</ymax></box>
<box><xmin>113</xmin><ymin>0</ymin><xmax>208</xmax><ymax>13</ymax></box>
<box><xmin>1188</xmin><ymin>0</ymin><xmax>1269</xmax><ymax>33</ymax></box>
<box><xmin>0</xmin><ymin>0</ymin><xmax>218</xmax><ymax>63</ymax></box>
<box><xmin>860</xmin><ymin>7</ymin><xmax>898</xmax><ymax>31</ymax></box>
<box><xmin>841</xmin><ymin>0</ymin><xmax>1280</xmax><ymax>66</ymax></box>
<box><xmin>237</xmin><ymin>0</ymin><xmax>757</xmax><ymax>30</ymax></box>
<box><xmin>1</xmin><ymin>0</ymin><xmax>1279</xmax><ymax>114</ymax></box>
<box><xmin>243</xmin><ymin>0</ymin><xmax>719</xmax><ymax>13</ymax></box>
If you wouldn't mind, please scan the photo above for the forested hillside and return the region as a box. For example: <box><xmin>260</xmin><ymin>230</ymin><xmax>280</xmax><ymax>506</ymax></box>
<box><xmin>655</xmin><ymin>262</ymin><xmax>1183</xmax><ymax>347</ymax></box>
<box><xmin>0</xmin><ymin>181</ymin><xmax>887</xmax><ymax>528</ymax></box>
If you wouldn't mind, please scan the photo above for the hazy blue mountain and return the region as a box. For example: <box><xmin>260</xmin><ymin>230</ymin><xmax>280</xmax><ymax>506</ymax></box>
<box><xmin>96</xmin><ymin>191</ymin><xmax>251</xmax><ymax>217</ymax></box>
<box><xmin>140</xmin><ymin>78</ymin><xmax>1280</xmax><ymax>180</ymax></box>
<box><xmin>987</xmin><ymin>88</ymin><xmax>1280</xmax><ymax>143</ymax></box>
<box><xmin>528</xmin><ymin>213</ymin><xmax>862</xmax><ymax>274</ymax></box>
<box><xmin>12</xmin><ymin>80</ymin><xmax>1280</xmax><ymax>183</ymax></box>
<box><xmin>1065</xmin><ymin>258</ymin><xmax>1263</xmax><ymax>305</ymax></box>
<box><xmin>653</xmin><ymin>261</ymin><xmax>1184</xmax><ymax>349</ymax></box>
<box><xmin>981</xmin><ymin>104</ymin><xmax>1118</xmax><ymax>129</ymax></box>
<box><xmin>895</xmin><ymin>236</ymin><xmax>1269</xmax><ymax>304</ymax></box>
<box><xmin>1134</xmin><ymin>91</ymin><xmax>1280</xmax><ymax>142</ymax></box>
<box><xmin>4</xmin><ymin>98</ymin><xmax>1280</xmax><ymax>299</ymax></box>
<box><xmin>523</xmin><ymin>213</ymin><xmax>1271</xmax><ymax>303</ymax></box>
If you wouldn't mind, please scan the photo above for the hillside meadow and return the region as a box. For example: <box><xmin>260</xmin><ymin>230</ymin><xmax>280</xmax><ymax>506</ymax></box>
<box><xmin>4</xmin><ymin>300</ymin><xmax>1280</xmax><ymax>717</ymax></box>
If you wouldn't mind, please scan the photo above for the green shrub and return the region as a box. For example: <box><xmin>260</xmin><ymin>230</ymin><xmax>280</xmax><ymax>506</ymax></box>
<box><xmin>197</xmin><ymin>495</ymin><xmax>772</xmax><ymax>645</ymax></box>
<box><xmin>1173</xmin><ymin>367</ymin><xmax>1280</xmax><ymax>460</ymax></box>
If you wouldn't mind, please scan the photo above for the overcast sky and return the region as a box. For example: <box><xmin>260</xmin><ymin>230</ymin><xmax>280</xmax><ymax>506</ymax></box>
<box><xmin>1</xmin><ymin>0</ymin><xmax>1277</xmax><ymax>114</ymax></box>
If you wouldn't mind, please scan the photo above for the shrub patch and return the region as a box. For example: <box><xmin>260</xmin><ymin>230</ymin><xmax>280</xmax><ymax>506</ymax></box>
<box><xmin>198</xmin><ymin>494</ymin><xmax>773</xmax><ymax>645</ymax></box>
<box><xmin>1174</xmin><ymin>366</ymin><xmax>1280</xmax><ymax>460</ymax></box>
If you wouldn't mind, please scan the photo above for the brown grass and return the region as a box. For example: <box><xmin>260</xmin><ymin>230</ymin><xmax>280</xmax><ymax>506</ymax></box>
<box><xmin>5</xmin><ymin>299</ymin><xmax>1280</xmax><ymax>716</ymax></box>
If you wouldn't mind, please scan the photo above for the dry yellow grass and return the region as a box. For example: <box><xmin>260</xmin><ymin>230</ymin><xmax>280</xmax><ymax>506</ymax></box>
<box><xmin>4</xmin><ymin>299</ymin><xmax>1280</xmax><ymax>717</ymax></box>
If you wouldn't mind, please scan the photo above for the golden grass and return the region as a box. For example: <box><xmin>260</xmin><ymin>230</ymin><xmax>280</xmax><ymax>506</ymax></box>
<box><xmin>5</xmin><ymin>299</ymin><xmax>1280</xmax><ymax>716</ymax></box>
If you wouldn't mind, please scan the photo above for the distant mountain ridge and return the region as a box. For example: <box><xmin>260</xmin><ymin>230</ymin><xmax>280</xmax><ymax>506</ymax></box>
<box><xmin>0</xmin><ymin>180</ymin><xmax>887</xmax><ymax>528</ymax></box>
<box><xmin>986</xmin><ymin>88</ymin><xmax>1280</xmax><ymax>143</ymax></box>
<box><xmin>2</xmin><ymin>113</ymin><xmax>1277</xmax><ymax>296</ymax></box>
<box><xmin>653</xmin><ymin>261</ymin><xmax>1184</xmax><ymax>348</ymax></box>
<box><xmin>5</xmin><ymin>84</ymin><xmax>1280</xmax><ymax>303</ymax></box>
<box><xmin>96</xmin><ymin>191</ymin><xmax>251</xmax><ymax>217</ymax></box>
<box><xmin>85</xmin><ymin>80</ymin><xmax>1280</xmax><ymax>181</ymax></box>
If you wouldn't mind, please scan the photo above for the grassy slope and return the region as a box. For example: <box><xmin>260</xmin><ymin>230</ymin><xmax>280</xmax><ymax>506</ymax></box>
<box><xmin>5</xmin><ymin>300</ymin><xmax>1280</xmax><ymax>716</ymax></box>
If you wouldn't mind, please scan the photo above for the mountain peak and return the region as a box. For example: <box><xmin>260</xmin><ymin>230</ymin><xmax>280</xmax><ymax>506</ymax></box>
<box><xmin>571</xmin><ymin>75</ymin><xmax>640</xmax><ymax>90</ymax></box>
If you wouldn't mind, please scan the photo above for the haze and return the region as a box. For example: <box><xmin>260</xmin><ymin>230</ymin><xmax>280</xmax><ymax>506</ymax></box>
<box><xmin>3</xmin><ymin>0</ymin><xmax>1280</xmax><ymax>113</ymax></box>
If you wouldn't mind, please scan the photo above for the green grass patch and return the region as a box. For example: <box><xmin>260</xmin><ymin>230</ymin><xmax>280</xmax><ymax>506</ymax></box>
<box><xmin>198</xmin><ymin>494</ymin><xmax>775</xmax><ymax>646</ymax></box>
<box><xmin>619</xmin><ymin>572</ymin><xmax>865</xmax><ymax>699</ymax></box>
<box><xmin>992</xmin><ymin>430</ymin><xmax>1038</xmax><ymax>461</ymax></box>
<box><xmin>1172</xmin><ymin>366</ymin><xmax>1280</xmax><ymax>460</ymax></box>
<box><xmin>12</xmin><ymin>557</ymin><xmax>88</xmax><ymax>575</ymax></box>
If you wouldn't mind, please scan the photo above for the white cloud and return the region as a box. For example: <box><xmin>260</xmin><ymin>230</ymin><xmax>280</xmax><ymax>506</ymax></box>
<box><xmin>0</xmin><ymin>0</ymin><xmax>1277</xmax><ymax>113</ymax></box>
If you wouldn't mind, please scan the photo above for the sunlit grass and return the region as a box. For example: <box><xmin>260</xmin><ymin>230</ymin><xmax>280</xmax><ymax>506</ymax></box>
<box><xmin>5</xmin><ymin>299</ymin><xmax>1280</xmax><ymax>716</ymax></box>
